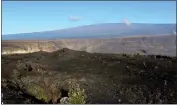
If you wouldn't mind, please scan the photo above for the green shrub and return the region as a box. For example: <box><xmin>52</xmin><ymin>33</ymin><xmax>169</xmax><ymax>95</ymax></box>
<box><xmin>26</xmin><ymin>83</ymin><xmax>50</xmax><ymax>103</ymax></box>
<box><xmin>67</xmin><ymin>79</ymin><xmax>86</xmax><ymax>104</ymax></box>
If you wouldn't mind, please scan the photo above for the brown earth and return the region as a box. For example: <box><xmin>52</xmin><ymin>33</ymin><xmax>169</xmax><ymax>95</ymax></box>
<box><xmin>1</xmin><ymin>48</ymin><xmax>177</xmax><ymax>104</ymax></box>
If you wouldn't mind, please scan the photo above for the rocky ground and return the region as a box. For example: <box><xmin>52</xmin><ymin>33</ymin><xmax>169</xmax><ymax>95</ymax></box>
<box><xmin>2</xmin><ymin>35</ymin><xmax>176</xmax><ymax>56</ymax></box>
<box><xmin>1</xmin><ymin>48</ymin><xmax>177</xmax><ymax>104</ymax></box>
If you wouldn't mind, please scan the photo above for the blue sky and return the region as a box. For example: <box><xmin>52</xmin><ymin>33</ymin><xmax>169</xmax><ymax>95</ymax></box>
<box><xmin>2</xmin><ymin>1</ymin><xmax>176</xmax><ymax>35</ymax></box>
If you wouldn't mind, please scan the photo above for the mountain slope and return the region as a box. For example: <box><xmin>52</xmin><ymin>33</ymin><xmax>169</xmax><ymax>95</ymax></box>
<box><xmin>2</xmin><ymin>23</ymin><xmax>176</xmax><ymax>40</ymax></box>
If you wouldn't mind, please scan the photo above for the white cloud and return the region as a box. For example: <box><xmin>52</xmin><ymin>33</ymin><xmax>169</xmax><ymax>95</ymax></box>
<box><xmin>69</xmin><ymin>16</ymin><xmax>82</xmax><ymax>21</ymax></box>
<box><xmin>121</xmin><ymin>18</ymin><xmax>131</xmax><ymax>26</ymax></box>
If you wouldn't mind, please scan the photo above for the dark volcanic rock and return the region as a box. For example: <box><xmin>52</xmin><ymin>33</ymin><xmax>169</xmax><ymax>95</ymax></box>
<box><xmin>1</xmin><ymin>48</ymin><xmax>177</xmax><ymax>104</ymax></box>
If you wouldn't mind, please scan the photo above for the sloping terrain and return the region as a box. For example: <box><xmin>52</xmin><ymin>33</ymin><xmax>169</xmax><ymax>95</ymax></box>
<box><xmin>2</xmin><ymin>35</ymin><xmax>176</xmax><ymax>56</ymax></box>
<box><xmin>1</xmin><ymin>48</ymin><xmax>177</xmax><ymax>104</ymax></box>
<box><xmin>2</xmin><ymin>23</ymin><xmax>176</xmax><ymax>40</ymax></box>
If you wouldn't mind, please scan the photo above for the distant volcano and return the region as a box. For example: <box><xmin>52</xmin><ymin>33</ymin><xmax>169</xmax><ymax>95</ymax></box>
<box><xmin>2</xmin><ymin>23</ymin><xmax>176</xmax><ymax>40</ymax></box>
